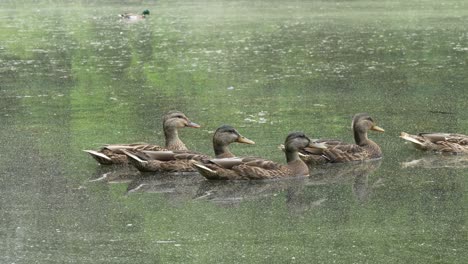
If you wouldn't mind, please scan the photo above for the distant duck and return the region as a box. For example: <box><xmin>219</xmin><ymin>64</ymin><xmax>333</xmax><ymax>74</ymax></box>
<box><xmin>294</xmin><ymin>113</ymin><xmax>385</xmax><ymax>165</ymax></box>
<box><xmin>83</xmin><ymin>111</ymin><xmax>200</xmax><ymax>165</ymax></box>
<box><xmin>193</xmin><ymin>132</ymin><xmax>326</xmax><ymax>180</ymax></box>
<box><xmin>119</xmin><ymin>9</ymin><xmax>150</xmax><ymax>20</ymax></box>
<box><xmin>400</xmin><ymin>132</ymin><xmax>468</xmax><ymax>154</ymax></box>
<box><xmin>123</xmin><ymin>125</ymin><xmax>255</xmax><ymax>173</ymax></box>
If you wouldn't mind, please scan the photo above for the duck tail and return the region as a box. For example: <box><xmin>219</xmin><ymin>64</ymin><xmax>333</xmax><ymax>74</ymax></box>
<box><xmin>400</xmin><ymin>132</ymin><xmax>423</xmax><ymax>146</ymax></box>
<box><xmin>122</xmin><ymin>150</ymin><xmax>150</xmax><ymax>171</ymax></box>
<box><xmin>193</xmin><ymin>163</ymin><xmax>219</xmax><ymax>180</ymax></box>
<box><xmin>83</xmin><ymin>150</ymin><xmax>113</xmax><ymax>165</ymax></box>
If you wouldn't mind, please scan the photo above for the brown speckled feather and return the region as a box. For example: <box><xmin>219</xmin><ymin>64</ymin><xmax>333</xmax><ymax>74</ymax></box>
<box><xmin>194</xmin><ymin>132</ymin><xmax>314</xmax><ymax>180</ymax></box>
<box><xmin>125</xmin><ymin>125</ymin><xmax>255</xmax><ymax>173</ymax></box>
<box><xmin>127</xmin><ymin>150</ymin><xmax>210</xmax><ymax>172</ymax></box>
<box><xmin>130</xmin><ymin>159</ymin><xmax>198</xmax><ymax>173</ymax></box>
<box><xmin>84</xmin><ymin>111</ymin><xmax>199</xmax><ymax>165</ymax></box>
<box><xmin>300</xmin><ymin>114</ymin><xmax>384</xmax><ymax>165</ymax></box>
<box><xmin>400</xmin><ymin>132</ymin><xmax>468</xmax><ymax>154</ymax></box>
<box><xmin>97</xmin><ymin>144</ymin><xmax>168</xmax><ymax>165</ymax></box>
<box><xmin>303</xmin><ymin>140</ymin><xmax>381</xmax><ymax>165</ymax></box>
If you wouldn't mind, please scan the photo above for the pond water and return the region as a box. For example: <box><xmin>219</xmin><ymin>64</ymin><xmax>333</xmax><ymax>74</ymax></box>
<box><xmin>1</xmin><ymin>0</ymin><xmax>468</xmax><ymax>263</ymax></box>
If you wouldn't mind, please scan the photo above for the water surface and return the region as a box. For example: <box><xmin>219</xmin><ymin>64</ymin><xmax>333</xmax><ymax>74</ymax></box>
<box><xmin>1</xmin><ymin>0</ymin><xmax>467</xmax><ymax>263</ymax></box>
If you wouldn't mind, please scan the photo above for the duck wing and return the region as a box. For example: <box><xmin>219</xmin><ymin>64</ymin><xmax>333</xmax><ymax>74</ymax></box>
<box><xmin>84</xmin><ymin>143</ymin><xmax>167</xmax><ymax>165</ymax></box>
<box><xmin>301</xmin><ymin>141</ymin><xmax>373</xmax><ymax>164</ymax></box>
<box><xmin>419</xmin><ymin>133</ymin><xmax>468</xmax><ymax>145</ymax></box>
<box><xmin>194</xmin><ymin>157</ymin><xmax>290</xmax><ymax>180</ymax></box>
<box><xmin>401</xmin><ymin>132</ymin><xmax>468</xmax><ymax>153</ymax></box>
<box><xmin>123</xmin><ymin>149</ymin><xmax>210</xmax><ymax>172</ymax></box>
<box><xmin>104</xmin><ymin>143</ymin><xmax>166</xmax><ymax>153</ymax></box>
<box><xmin>320</xmin><ymin>143</ymin><xmax>369</xmax><ymax>162</ymax></box>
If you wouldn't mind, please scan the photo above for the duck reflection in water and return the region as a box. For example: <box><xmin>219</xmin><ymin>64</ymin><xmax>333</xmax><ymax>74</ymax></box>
<box><xmin>124</xmin><ymin>160</ymin><xmax>382</xmax><ymax>212</ymax></box>
<box><xmin>88</xmin><ymin>166</ymin><xmax>140</xmax><ymax>183</ymax></box>
<box><xmin>401</xmin><ymin>155</ymin><xmax>468</xmax><ymax>169</ymax></box>
<box><xmin>320</xmin><ymin>160</ymin><xmax>382</xmax><ymax>202</ymax></box>
<box><xmin>286</xmin><ymin>159</ymin><xmax>383</xmax><ymax>213</ymax></box>
<box><xmin>126</xmin><ymin>173</ymin><xmax>204</xmax><ymax>205</ymax></box>
<box><xmin>194</xmin><ymin>178</ymin><xmax>308</xmax><ymax>207</ymax></box>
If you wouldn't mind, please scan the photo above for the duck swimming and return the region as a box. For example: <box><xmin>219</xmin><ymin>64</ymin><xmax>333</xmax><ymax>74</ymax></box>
<box><xmin>400</xmin><ymin>132</ymin><xmax>468</xmax><ymax>154</ymax></box>
<box><xmin>193</xmin><ymin>132</ymin><xmax>325</xmax><ymax>180</ymax></box>
<box><xmin>297</xmin><ymin>113</ymin><xmax>384</xmax><ymax>165</ymax></box>
<box><xmin>119</xmin><ymin>9</ymin><xmax>150</xmax><ymax>20</ymax></box>
<box><xmin>123</xmin><ymin>125</ymin><xmax>255</xmax><ymax>172</ymax></box>
<box><xmin>83</xmin><ymin>111</ymin><xmax>199</xmax><ymax>165</ymax></box>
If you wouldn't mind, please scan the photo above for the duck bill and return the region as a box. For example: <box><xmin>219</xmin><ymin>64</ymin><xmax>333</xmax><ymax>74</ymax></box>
<box><xmin>371</xmin><ymin>125</ymin><xmax>385</xmax><ymax>132</ymax></box>
<box><xmin>186</xmin><ymin>121</ymin><xmax>201</xmax><ymax>128</ymax></box>
<box><xmin>308</xmin><ymin>141</ymin><xmax>327</xmax><ymax>149</ymax></box>
<box><xmin>237</xmin><ymin>136</ymin><xmax>255</xmax><ymax>145</ymax></box>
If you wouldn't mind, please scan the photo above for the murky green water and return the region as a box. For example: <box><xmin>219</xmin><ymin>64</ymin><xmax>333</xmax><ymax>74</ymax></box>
<box><xmin>1</xmin><ymin>0</ymin><xmax>468</xmax><ymax>263</ymax></box>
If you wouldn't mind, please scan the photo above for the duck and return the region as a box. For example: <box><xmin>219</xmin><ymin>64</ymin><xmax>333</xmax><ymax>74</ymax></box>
<box><xmin>119</xmin><ymin>9</ymin><xmax>150</xmax><ymax>20</ymax></box>
<box><xmin>400</xmin><ymin>132</ymin><xmax>468</xmax><ymax>154</ymax></box>
<box><xmin>297</xmin><ymin>113</ymin><xmax>384</xmax><ymax>165</ymax></box>
<box><xmin>122</xmin><ymin>125</ymin><xmax>255</xmax><ymax>172</ymax></box>
<box><xmin>193</xmin><ymin>132</ymin><xmax>326</xmax><ymax>180</ymax></box>
<box><xmin>83</xmin><ymin>111</ymin><xmax>200</xmax><ymax>165</ymax></box>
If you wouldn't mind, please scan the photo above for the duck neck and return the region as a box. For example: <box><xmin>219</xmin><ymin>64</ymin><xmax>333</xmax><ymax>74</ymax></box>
<box><xmin>354</xmin><ymin>129</ymin><xmax>382</xmax><ymax>158</ymax></box>
<box><xmin>354</xmin><ymin>129</ymin><xmax>370</xmax><ymax>146</ymax></box>
<box><xmin>286</xmin><ymin>150</ymin><xmax>300</xmax><ymax>163</ymax></box>
<box><xmin>213</xmin><ymin>140</ymin><xmax>234</xmax><ymax>158</ymax></box>
<box><xmin>164</xmin><ymin>127</ymin><xmax>187</xmax><ymax>150</ymax></box>
<box><xmin>286</xmin><ymin>150</ymin><xmax>309</xmax><ymax>176</ymax></box>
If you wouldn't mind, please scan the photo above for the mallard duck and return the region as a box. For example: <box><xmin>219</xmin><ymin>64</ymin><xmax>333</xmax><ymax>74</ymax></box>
<box><xmin>297</xmin><ymin>113</ymin><xmax>384</xmax><ymax>165</ymax></box>
<box><xmin>400</xmin><ymin>132</ymin><xmax>468</xmax><ymax>154</ymax></box>
<box><xmin>83</xmin><ymin>111</ymin><xmax>200</xmax><ymax>165</ymax></box>
<box><xmin>193</xmin><ymin>132</ymin><xmax>326</xmax><ymax>180</ymax></box>
<box><xmin>119</xmin><ymin>9</ymin><xmax>150</xmax><ymax>20</ymax></box>
<box><xmin>123</xmin><ymin>125</ymin><xmax>255</xmax><ymax>172</ymax></box>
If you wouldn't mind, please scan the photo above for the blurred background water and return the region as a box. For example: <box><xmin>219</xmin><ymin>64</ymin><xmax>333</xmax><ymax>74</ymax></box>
<box><xmin>0</xmin><ymin>0</ymin><xmax>467</xmax><ymax>263</ymax></box>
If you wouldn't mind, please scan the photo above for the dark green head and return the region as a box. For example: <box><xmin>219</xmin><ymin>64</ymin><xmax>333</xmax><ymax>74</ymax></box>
<box><xmin>142</xmin><ymin>9</ymin><xmax>150</xmax><ymax>15</ymax></box>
